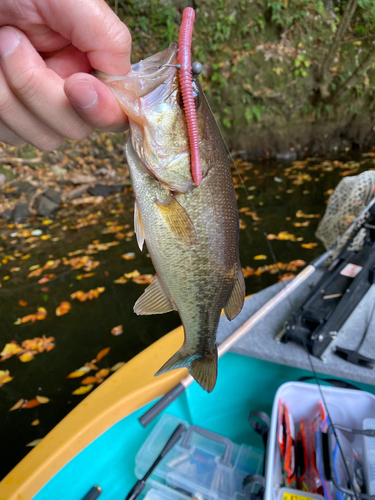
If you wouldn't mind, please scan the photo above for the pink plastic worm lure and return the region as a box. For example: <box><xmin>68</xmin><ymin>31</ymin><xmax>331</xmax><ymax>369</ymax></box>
<box><xmin>178</xmin><ymin>7</ymin><xmax>202</xmax><ymax>186</ymax></box>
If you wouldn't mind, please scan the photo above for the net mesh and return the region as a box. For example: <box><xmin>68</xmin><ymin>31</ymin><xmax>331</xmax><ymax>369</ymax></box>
<box><xmin>315</xmin><ymin>170</ymin><xmax>375</xmax><ymax>260</ymax></box>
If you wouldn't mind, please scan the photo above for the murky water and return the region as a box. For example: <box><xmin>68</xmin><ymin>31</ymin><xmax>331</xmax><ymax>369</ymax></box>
<box><xmin>0</xmin><ymin>151</ymin><xmax>373</xmax><ymax>478</ymax></box>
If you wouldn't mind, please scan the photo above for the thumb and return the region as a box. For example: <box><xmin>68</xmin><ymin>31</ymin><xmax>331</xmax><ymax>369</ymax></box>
<box><xmin>45</xmin><ymin>0</ymin><xmax>131</xmax><ymax>75</ymax></box>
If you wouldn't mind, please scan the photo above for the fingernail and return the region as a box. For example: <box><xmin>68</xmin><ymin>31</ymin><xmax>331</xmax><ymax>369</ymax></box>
<box><xmin>66</xmin><ymin>81</ymin><xmax>98</xmax><ymax>109</ymax></box>
<box><xmin>0</xmin><ymin>27</ymin><xmax>21</xmax><ymax>59</ymax></box>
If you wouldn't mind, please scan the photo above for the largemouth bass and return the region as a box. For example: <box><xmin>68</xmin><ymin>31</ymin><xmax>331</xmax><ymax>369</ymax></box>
<box><xmin>98</xmin><ymin>43</ymin><xmax>245</xmax><ymax>392</ymax></box>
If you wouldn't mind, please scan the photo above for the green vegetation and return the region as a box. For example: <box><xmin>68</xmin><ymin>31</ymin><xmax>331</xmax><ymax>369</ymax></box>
<box><xmin>108</xmin><ymin>0</ymin><xmax>375</xmax><ymax>154</ymax></box>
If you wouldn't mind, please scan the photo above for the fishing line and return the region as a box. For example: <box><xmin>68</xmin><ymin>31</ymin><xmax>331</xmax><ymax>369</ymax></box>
<box><xmin>201</xmin><ymin>87</ymin><xmax>359</xmax><ymax>497</ymax></box>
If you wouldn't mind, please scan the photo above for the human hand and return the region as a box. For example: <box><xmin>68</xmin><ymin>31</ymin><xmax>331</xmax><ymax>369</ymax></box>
<box><xmin>0</xmin><ymin>0</ymin><xmax>131</xmax><ymax>149</ymax></box>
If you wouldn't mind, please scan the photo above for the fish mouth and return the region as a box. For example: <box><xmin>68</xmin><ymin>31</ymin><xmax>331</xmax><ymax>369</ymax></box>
<box><xmin>94</xmin><ymin>43</ymin><xmax>178</xmax><ymax>98</ymax></box>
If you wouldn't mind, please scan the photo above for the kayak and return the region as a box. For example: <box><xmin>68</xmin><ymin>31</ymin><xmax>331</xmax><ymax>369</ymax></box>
<box><xmin>1</xmin><ymin>271</ymin><xmax>375</xmax><ymax>500</ymax></box>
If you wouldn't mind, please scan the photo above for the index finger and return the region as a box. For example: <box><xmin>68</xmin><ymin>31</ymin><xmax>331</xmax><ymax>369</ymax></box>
<box><xmin>43</xmin><ymin>0</ymin><xmax>131</xmax><ymax>75</ymax></box>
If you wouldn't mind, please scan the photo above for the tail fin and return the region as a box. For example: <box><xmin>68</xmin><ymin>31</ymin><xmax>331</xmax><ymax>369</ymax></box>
<box><xmin>155</xmin><ymin>346</ymin><xmax>218</xmax><ymax>393</ymax></box>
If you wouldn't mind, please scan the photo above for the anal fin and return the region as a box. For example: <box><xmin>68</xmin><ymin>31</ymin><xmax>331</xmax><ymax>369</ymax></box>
<box><xmin>134</xmin><ymin>199</ymin><xmax>145</xmax><ymax>251</ymax></box>
<box><xmin>155</xmin><ymin>194</ymin><xmax>197</xmax><ymax>246</ymax></box>
<box><xmin>224</xmin><ymin>265</ymin><xmax>246</xmax><ymax>320</ymax></box>
<box><xmin>134</xmin><ymin>276</ymin><xmax>175</xmax><ymax>315</ymax></box>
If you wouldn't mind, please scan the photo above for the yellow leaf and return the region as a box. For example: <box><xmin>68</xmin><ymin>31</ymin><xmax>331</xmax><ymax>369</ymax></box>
<box><xmin>301</xmin><ymin>242</ymin><xmax>318</xmax><ymax>249</ymax></box>
<box><xmin>9</xmin><ymin>399</ymin><xmax>24</xmax><ymax>411</ymax></box>
<box><xmin>21</xmin><ymin>254</ymin><xmax>31</xmax><ymax>260</ymax></box>
<box><xmin>111</xmin><ymin>362</ymin><xmax>126</xmax><ymax>372</ymax></box>
<box><xmin>72</xmin><ymin>384</ymin><xmax>94</xmax><ymax>395</ymax></box>
<box><xmin>42</xmin><ymin>219</ymin><xmax>53</xmax><ymax>225</ymax></box>
<box><xmin>114</xmin><ymin>277</ymin><xmax>128</xmax><ymax>284</ymax></box>
<box><xmin>1</xmin><ymin>343</ymin><xmax>21</xmax><ymax>357</ymax></box>
<box><xmin>31</xmin><ymin>419</ymin><xmax>40</xmax><ymax>426</ymax></box>
<box><xmin>124</xmin><ymin>270</ymin><xmax>140</xmax><ymax>279</ymax></box>
<box><xmin>26</xmin><ymin>439</ymin><xmax>43</xmax><ymax>447</ymax></box>
<box><xmin>19</xmin><ymin>352</ymin><xmax>35</xmax><ymax>363</ymax></box>
<box><xmin>254</xmin><ymin>255</ymin><xmax>267</xmax><ymax>260</ymax></box>
<box><xmin>41</xmin><ymin>235</ymin><xmax>51</xmax><ymax>240</ymax></box>
<box><xmin>353</xmin><ymin>40</ymin><xmax>362</xmax><ymax>46</ymax></box>
<box><xmin>36</xmin><ymin>395</ymin><xmax>50</xmax><ymax>404</ymax></box>
<box><xmin>67</xmin><ymin>366</ymin><xmax>91</xmax><ymax>378</ymax></box>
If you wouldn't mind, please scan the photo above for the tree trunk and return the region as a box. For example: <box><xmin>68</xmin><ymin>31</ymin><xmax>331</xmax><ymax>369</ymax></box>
<box><xmin>319</xmin><ymin>0</ymin><xmax>358</xmax><ymax>100</ymax></box>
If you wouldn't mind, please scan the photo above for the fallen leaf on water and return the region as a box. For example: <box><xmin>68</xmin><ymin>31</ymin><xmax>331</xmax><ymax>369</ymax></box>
<box><xmin>76</xmin><ymin>273</ymin><xmax>95</xmax><ymax>280</ymax></box>
<box><xmin>121</xmin><ymin>252</ymin><xmax>136</xmax><ymax>260</ymax></box>
<box><xmin>293</xmin><ymin>221</ymin><xmax>310</xmax><ymax>227</ymax></box>
<box><xmin>279</xmin><ymin>273</ymin><xmax>296</xmax><ymax>281</ymax></box>
<box><xmin>1</xmin><ymin>342</ymin><xmax>22</xmax><ymax>360</ymax></box>
<box><xmin>70</xmin><ymin>287</ymin><xmax>105</xmax><ymax>302</ymax></box>
<box><xmin>124</xmin><ymin>270</ymin><xmax>140</xmax><ymax>279</ymax></box>
<box><xmin>0</xmin><ymin>369</ymin><xmax>12</xmax><ymax>387</ymax></box>
<box><xmin>111</xmin><ymin>362</ymin><xmax>125</xmax><ymax>372</ymax></box>
<box><xmin>111</xmin><ymin>325</ymin><xmax>123</xmax><ymax>336</ymax></box>
<box><xmin>17</xmin><ymin>307</ymin><xmax>47</xmax><ymax>325</ymax></box>
<box><xmin>22</xmin><ymin>399</ymin><xmax>41</xmax><ymax>409</ymax></box>
<box><xmin>96</xmin><ymin>347</ymin><xmax>111</xmax><ymax>362</ymax></box>
<box><xmin>36</xmin><ymin>395</ymin><xmax>50</xmax><ymax>404</ymax></box>
<box><xmin>296</xmin><ymin>210</ymin><xmax>321</xmax><ymax>219</ymax></box>
<box><xmin>114</xmin><ymin>276</ymin><xmax>128</xmax><ymax>284</ymax></box>
<box><xmin>72</xmin><ymin>384</ymin><xmax>94</xmax><ymax>395</ymax></box>
<box><xmin>26</xmin><ymin>439</ymin><xmax>43</xmax><ymax>447</ymax></box>
<box><xmin>19</xmin><ymin>352</ymin><xmax>35</xmax><ymax>363</ymax></box>
<box><xmin>9</xmin><ymin>399</ymin><xmax>24</xmax><ymax>411</ymax></box>
<box><xmin>254</xmin><ymin>255</ymin><xmax>267</xmax><ymax>261</ymax></box>
<box><xmin>81</xmin><ymin>376</ymin><xmax>101</xmax><ymax>385</ymax></box>
<box><xmin>56</xmin><ymin>301</ymin><xmax>72</xmax><ymax>316</ymax></box>
<box><xmin>31</xmin><ymin>419</ymin><xmax>40</xmax><ymax>426</ymax></box>
<box><xmin>301</xmin><ymin>243</ymin><xmax>318</xmax><ymax>249</ymax></box>
<box><xmin>289</xmin><ymin>260</ymin><xmax>306</xmax><ymax>267</ymax></box>
<box><xmin>133</xmin><ymin>274</ymin><xmax>154</xmax><ymax>285</ymax></box>
<box><xmin>18</xmin><ymin>300</ymin><xmax>28</xmax><ymax>307</ymax></box>
<box><xmin>85</xmin><ymin>362</ymin><xmax>98</xmax><ymax>370</ymax></box>
<box><xmin>96</xmin><ymin>368</ymin><xmax>110</xmax><ymax>379</ymax></box>
<box><xmin>67</xmin><ymin>366</ymin><xmax>91</xmax><ymax>378</ymax></box>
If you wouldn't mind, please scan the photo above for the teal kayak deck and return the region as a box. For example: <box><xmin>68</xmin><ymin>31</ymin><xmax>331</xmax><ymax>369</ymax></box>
<box><xmin>34</xmin><ymin>352</ymin><xmax>375</xmax><ymax>500</ymax></box>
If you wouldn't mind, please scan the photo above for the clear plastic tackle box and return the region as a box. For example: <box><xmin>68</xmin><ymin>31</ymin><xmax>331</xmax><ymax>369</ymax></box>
<box><xmin>135</xmin><ymin>414</ymin><xmax>263</xmax><ymax>500</ymax></box>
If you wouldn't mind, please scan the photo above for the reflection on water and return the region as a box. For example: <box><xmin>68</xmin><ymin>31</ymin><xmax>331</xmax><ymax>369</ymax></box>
<box><xmin>0</xmin><ymin>151</ymin><xmax>372</xmax><ymax>478</ymax></box>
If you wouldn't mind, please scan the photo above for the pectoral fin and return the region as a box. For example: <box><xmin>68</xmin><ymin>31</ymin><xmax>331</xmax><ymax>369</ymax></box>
<box><xmin>134</xmin><ymin>276</ymin><xmax>175</xmax><ymax>315</ymax></box>
<box><xmin>224</xmin><ymin>266</ymin><xmax>246</xmax><ymax>320</ymax></box>
<box><xmin>134</xmin><ymin>199</ymin><xmax>145</xmax><ymax>251</ymax></box>
<box><xmin>155</xmin><ymin>194</ymin><xmax>197</xmax><ymax>246</ymax></box>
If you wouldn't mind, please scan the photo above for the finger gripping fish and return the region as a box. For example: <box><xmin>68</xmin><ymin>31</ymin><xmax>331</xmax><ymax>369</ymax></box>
<box><xmin>97</xmin><ymin>13</ymin><xmax>245</xmax><ymax>393</ymax></box>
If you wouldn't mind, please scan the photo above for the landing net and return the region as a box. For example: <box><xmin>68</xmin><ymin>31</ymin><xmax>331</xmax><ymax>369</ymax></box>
<box><xmin>315</xmin><ymin>170</ymin><xmax>375</xmax><ymax>260</ymax></box>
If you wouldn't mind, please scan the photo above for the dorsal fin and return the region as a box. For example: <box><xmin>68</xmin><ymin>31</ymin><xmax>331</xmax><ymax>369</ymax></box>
<box><xmin>224</xmin><ymin>265</ymin><xmax>246</xmax><ymax>320</ymax></box>
<box><xmin>155</xmin><ymin>194</ymin><xmax>197</xmax><ymax>246</ymax></box>
<box><xmin>134</xmin><ymin>199</ymin><xmax>145</xmax><ymax>251</ymax></box>
<box><xmin>134</xmin><ymin>276</ymin><xmax>175</xmax><ymax>315</ymax></box>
